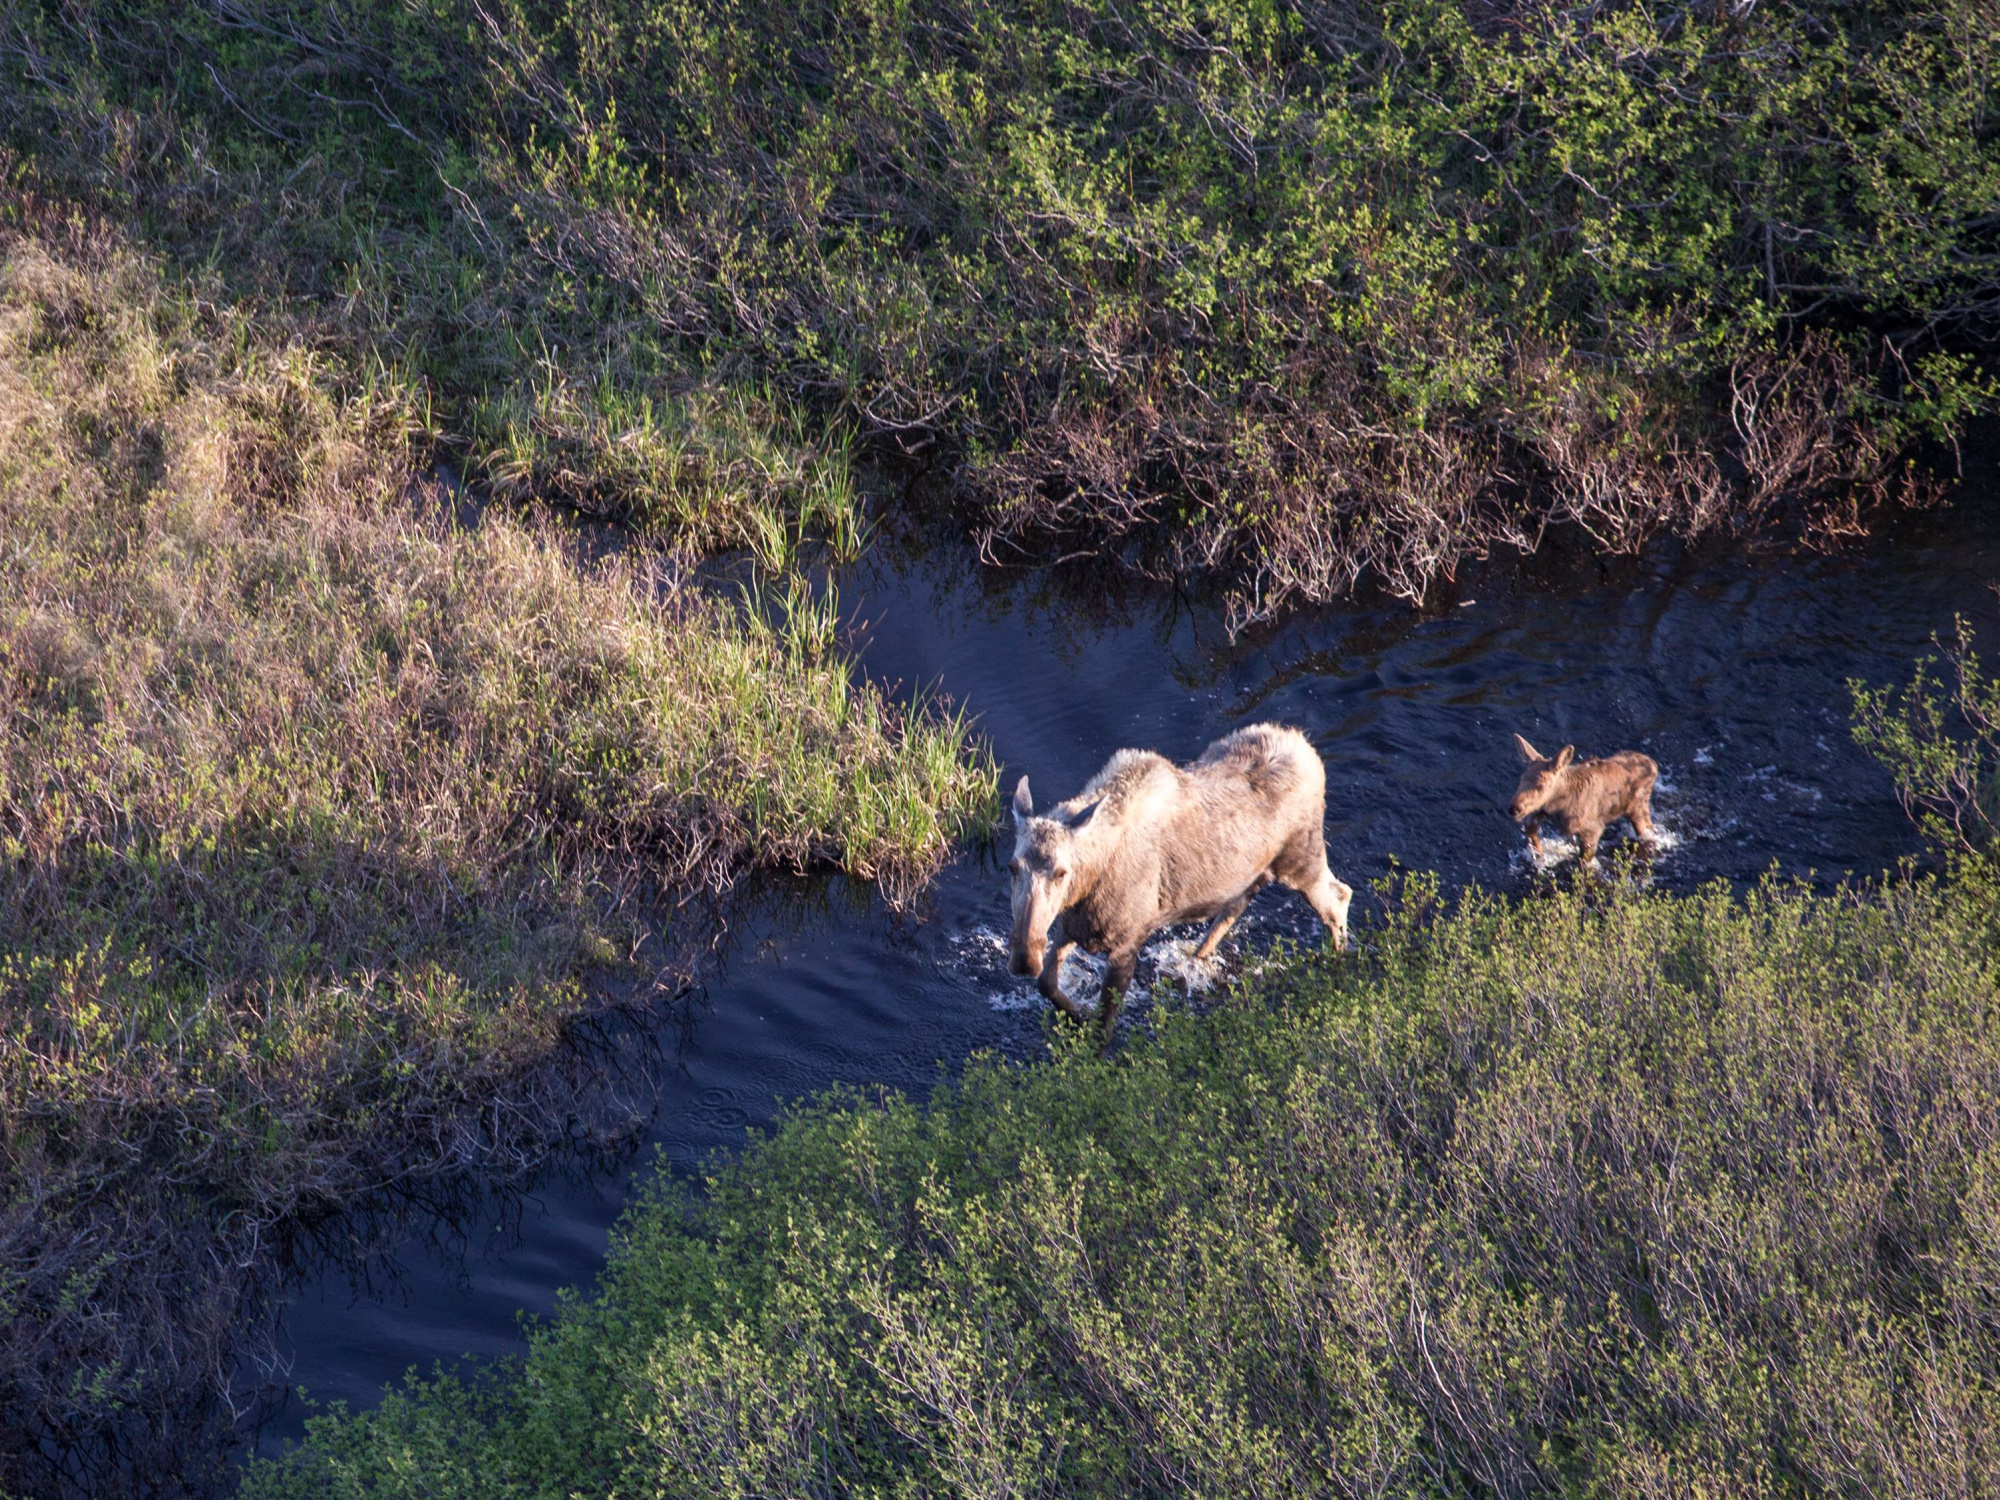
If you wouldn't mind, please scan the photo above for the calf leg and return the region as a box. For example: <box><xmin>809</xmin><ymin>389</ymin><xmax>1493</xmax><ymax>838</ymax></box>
<box><xmin>1038</xmin><ymin>940</ymin><xmax>1088</xmax><ymax>1022</ymax></box>
<box><xmin>1628</xmin><ymin>788</ymin><xmax>1658</xmax><ymax>846</ymax></box>
<box><xmin>1525</xmin><ymin>818</ymin><xmax>1544</xmax><ymax>857</ymax></box>
<box><xmin>1193</xmin><ymin>892</ymin><xmax>1253</xmax><ymax>961</ymax></box>
<box><xmin>1576</xmin><ymin>824</ymin><xmax>1604</xmax><ymax>867</ymax></box>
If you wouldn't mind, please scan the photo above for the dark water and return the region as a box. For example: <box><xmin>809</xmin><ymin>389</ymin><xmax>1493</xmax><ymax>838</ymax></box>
<box><xmin>250</xmin><ymin>475</ymin><xmax>2000</xmax><ymax>1459</ymax></box>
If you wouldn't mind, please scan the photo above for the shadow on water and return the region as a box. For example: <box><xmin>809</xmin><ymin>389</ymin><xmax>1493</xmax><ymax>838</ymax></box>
<box><xmin>245</xmin><ymin>463</ymin><xmax>2000</xmax><ymax>1467</ymax></box>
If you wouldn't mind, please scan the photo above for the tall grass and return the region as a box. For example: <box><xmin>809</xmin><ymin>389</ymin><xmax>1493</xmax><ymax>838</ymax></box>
<box><xmin>0</xmin><ymin>222</ymin><xmax>994</xmax><ymax>1490</ymax></box>
<box><xmin>0</xmin><ymin>8</ymin><xmax>873</xmax><ymax>574</ymax></box>
<box><xmin>243</xmin><ymin>866</ymin><xmax>2000</xmax><ymax>1497</ymax></box>
<box><xmin>474</xmin><ymin>379</ymin><xmax>868</xmax><ymax>571</ymax></box>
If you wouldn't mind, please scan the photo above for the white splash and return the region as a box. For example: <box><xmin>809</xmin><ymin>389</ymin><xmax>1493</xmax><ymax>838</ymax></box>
<box><xmin>964</xmin><ymin>924</ymin><xmax>1010</xmax><ymax>955</ymax></box>
<box><xmin>1513</xmin><ymin>832</ymin><xmax>1583</xmax><ymax>875</ymax></box>
<box><xmin>1059</xmin><ymin>946</ymin><xmax>1115</xmax><ymax>1001</ymax></box>
<box><xmin>979</xmin><ymin>931</ymin><xmax>1244</xmax><ymax>1014</ymax></box>
<box><xmin>1510</xmin><ymin>821</ymin><xmax>1678</xmax><ymax>874</ymax></box>
<box><xmin>1141</xmin><ymin>935</ymin><xmax>1229</xmax><ymax>996</ymax></box>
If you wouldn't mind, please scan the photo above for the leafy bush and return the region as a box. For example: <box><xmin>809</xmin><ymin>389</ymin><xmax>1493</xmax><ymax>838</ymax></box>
<box><xmin>469</xmin><ymin>0</ymin><xmax>2000</xmax><ymax>619</ymax></box>
<box><xmin>247</xmin><ymin>867</ymin><xmax>2000</xmax><ymax>1497</ymax></box>
<box><xmin>1853</xmin><ymin>612</ymin><xmax>2000</xmax><ymax>861</ymax></box>
<box><xmin>0</xmin><ymin>221</ymin><xmax>994</xmax><ymax>1489</ymax></box>
<box><xmin>8</xmin><ymin>0</ymin><xmax>1998</xmax><ymax>617</ymax></box>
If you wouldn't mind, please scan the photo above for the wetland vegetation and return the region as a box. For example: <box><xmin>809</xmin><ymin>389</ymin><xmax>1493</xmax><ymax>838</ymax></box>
<box><xmin>8</xmin><ymin>0</ymin><xmax>1999</xmax><ymax>619</ymax></box>
<box><xmin>0</xmin><ymin>224</ymin><xmax>991</xmax><ymax>1488</ymax></box>
<box><xmin>244</xmin><ymin>862</ymin><xmax>2000</xmax><ymax>1499</ymax></box>
<box><xmin>0</xmin><ymin>0</ymin><xmax>1997</xmax><ymax>1491</ymax></box>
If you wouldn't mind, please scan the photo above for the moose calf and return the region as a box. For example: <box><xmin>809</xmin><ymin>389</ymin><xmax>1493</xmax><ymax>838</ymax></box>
<box><xmin>1008</xmin><ymin>723</ymin><xmax>1352</xmax><ymax>1043</ymax></box>
<box><xmin>1510</xmin><ymin>734</ymin><xmax>1659</xmax><ymax>866</ymax></box>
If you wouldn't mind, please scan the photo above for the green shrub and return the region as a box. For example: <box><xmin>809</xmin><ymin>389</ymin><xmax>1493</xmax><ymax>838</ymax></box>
<box><xmin>9</xmin><ymin>0</ymin><xmax>1997</xmax><ymax>617</ymax></box>
<box><xmin>467</xmin><ymin>0</ymin><xmax>2000</xmax><ymax>620</ymax></box>
<box><xmin>0</xmin><ymin>222</ymin><xmax>995</xmax><ymax>1484</ymax></box>
<box><xmin>1853</xmin><ymin>614</ymin><xmax>2000</xmax><ymax>862</ymax></box>
<box><xmin>246</xmin><ymin>866</ymin><xmax>2000</xmax><ymax>1497</ymax></box>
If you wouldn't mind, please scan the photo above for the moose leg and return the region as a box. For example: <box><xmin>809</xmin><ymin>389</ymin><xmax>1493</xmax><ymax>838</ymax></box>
<box><xmin>1097</xmin><ymin>946</ymin><xmax>1139</xmax><ymax>1050</ymax></box>
<box><xmin>1629</xmin><ymin>791</ymin><xmax>1658</xmax><ymax>847</ymax></box>
<box><xmin>1038</xmin><ymin>940</ymin><xmax>1089</xmax><ymax>1022</ymax></box>
<box><xmin>1193</xmin><ymin>892</ymin><xmax>1253</xmax><ymax>961</ymax></box>
<box><xmin>1301</xmin><ymin>869</ymin><xmax>1352</xmax><ymax>951</ymax></box>
<box><xmin>1525</xmin><ymin>818</ymin><xmax>1544</xmax><ymax>857</ymax></box>
<box><xmin>1576</xmin><ymin>824</ymin><xmax>1603</xmax><ymax>868</ymax></box>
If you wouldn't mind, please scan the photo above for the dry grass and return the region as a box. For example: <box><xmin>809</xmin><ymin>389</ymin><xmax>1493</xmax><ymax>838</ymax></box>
<box><xmin>980</xmin><ymin>330</ymin><xmax>1945</xmax><ymax>626</ymax></box>
<box><xmin>0</xmin><ymin>222</ymin><xmax>994</xmax><ymax>1492</ymax></box>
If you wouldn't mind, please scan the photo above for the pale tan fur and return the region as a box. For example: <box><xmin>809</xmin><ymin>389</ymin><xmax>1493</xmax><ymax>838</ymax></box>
<box><xmin>1008</xmin><ymin>724</ymin><xmax>1353</xmax><ymax>1041</ymax></box>
<box><xmin>1509</xmin><ymin>733</ymin><xmax>1659</xmax><ymax>866</ymax></box>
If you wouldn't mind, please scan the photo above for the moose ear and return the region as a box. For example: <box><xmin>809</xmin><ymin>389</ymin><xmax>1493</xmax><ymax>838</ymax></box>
<box><xmin>1555</xmin><ymin>744</ymin><xmax>1575</xmax><ymax>770</ymax></box>
<box><xmin>1065</xmin><ymin>799</ymin><xmax>1100</xmax><ymax>830</ymax></box>
<box><xmin>1012</xmin><ymin>776</ymin><xmax>1033</xmax><ymax>825</ymax></box>
<box><xmin>1513</xmin><ymin>733</ymin><xmax>1542</xmax><ymax>764</ymax></box>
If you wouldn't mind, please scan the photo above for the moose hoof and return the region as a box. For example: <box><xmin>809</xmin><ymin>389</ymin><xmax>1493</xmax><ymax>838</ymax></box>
<box><xmin>1044</xmin><ymin>995</ymin><xmax>1089</xmax><ymax>1024</ymax></box>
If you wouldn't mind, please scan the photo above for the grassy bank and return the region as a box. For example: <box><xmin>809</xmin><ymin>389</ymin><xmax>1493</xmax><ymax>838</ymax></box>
<box><xmin>7</xmin><ymin>0</ymin><xmax>1997</xmax><ymax>622</ymax></box>
<box><xmin>244</xmin><ymin>866</ymin><xmax>2000</xmax><ymax>1497</ymax></box>
<box><xmin>0</xmin><ymin>223</ymin><xmax>994</xmax><ymax>1488</ymax></box>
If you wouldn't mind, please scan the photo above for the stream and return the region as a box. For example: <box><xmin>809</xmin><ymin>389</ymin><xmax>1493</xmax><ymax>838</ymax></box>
<box><xmin>251</xmin><ymin>468</ymin><xmax>2000</xmax><ymax>1460</ymax></box>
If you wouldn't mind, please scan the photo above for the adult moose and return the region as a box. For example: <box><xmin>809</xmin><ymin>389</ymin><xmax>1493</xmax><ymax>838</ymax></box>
<box><xmin>1007</xmin><ymin>723</ymin><xmax>1353</xmax><ymax>1044</ymax></box>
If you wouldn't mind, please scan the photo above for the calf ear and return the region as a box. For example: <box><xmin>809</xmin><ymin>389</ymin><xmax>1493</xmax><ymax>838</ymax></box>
<box><xmin>1555</xmin><ymin>745</ymin><xmax>1575</xmax><ymax>770</ymax></box>
<box><xmin>1512</xmin><ymin>733</ymin><xmax>1542</xmax><ymax>764</ymax></box>
<box><xmin>1012</xmin><ymin>776</ymin><xmax>1033</xmax><ymax>825</ymax></box>
<box><xmin>1066</xmin><ymin>799</ymin><xmax>1100</xmax><ymax>830</ymax></box>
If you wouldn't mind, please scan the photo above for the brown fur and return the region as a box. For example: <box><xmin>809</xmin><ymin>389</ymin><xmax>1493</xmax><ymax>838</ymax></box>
<box><xmin>1008</xmin><ymin>724</ymin><xmax>1353</xmax><ymax>1041</ymax></box>
<box><xmin>1509</xmin><ymin>734</ymin><xmax>1659</xmax><ymax>865</ymax></box>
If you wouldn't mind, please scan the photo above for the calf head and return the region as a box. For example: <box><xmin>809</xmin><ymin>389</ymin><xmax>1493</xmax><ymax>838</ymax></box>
<box><xmin>1510</xmin><ymin>734</ymin><xmax>1575</xmax><ymax>821</ymax></box>
<box><xmin>1007</xmin><ymin>776</ymin><xmax>1094</xmax><ymax>976</ymax></box>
